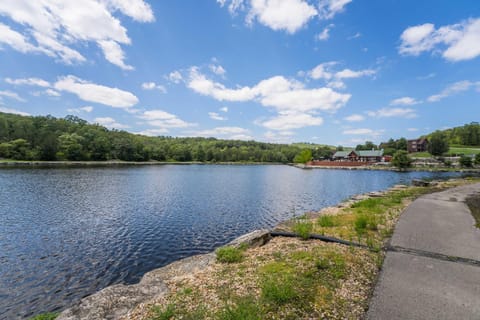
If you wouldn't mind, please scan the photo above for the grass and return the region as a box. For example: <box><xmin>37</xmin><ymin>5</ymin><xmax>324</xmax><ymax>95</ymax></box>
<box><xmin>218</xmin><ymin>296</ymin><xmax>262</xmax><ymax>320</ymax></box>
<box><xmin>292</xmin><ymin>219</ymin><xmax>313</xmax><ymax>240</ymax></box>
<box><xmin>318</xmin><ymin>215</ymin><xmax>337</xmax><ymax>227</ymax></box>
<box><xmin>466</xmin><ymin>195</ymin><xmax>480</xmax><ymax>228</ymax></box>
<box><xmin>448</xmin><ymin>146</ymin><xmax>480</xmax><ymax>155</ymax></box>
<box><xmin>216</xmin><ymin>246</ymin><xmax>245</xmax><ymax>263</ymax></box>
<box><xmin>29</xmin><ymin>313</ymin><xmax>59</xmax><ymax>320</ymax></box>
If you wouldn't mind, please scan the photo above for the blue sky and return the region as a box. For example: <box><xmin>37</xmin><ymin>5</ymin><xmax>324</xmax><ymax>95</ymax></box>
<box><xmin>0</xmin><ymin>0</ymin><xmax>479</xmax><ymax>146</ymax></box>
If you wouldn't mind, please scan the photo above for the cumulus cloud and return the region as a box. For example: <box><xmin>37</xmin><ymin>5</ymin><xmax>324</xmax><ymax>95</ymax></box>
<box><xmin>135</xmin><ymin>128</ymin><xmax>169</xmax><ymax>136</ymax></box>
<box><xmin>0</xmin><ymin>90</ymin><xmax>25</xmax><ymax>102</ymax></box>
<box><xmin>220</xmin><ymin>106</ymin><xmax>229</xmax><ymax>112</ymax></box>
<box><xmin>142</xmin><ymin>82</ymin><xmax>167</xmax><ymax>93</ymax></box>
<box><xmin>209</xmin><ymin>64</ymin><xmax>226</xmax><ymax>76</ymax></box>
<box><xmin>0</xmin><ymin>106</ymin><xmax>30</xmax><ymax>116</ymax></box>
<box><xmin>67</xmin><ymin>106</ymin><xmax>94</xmax><ymax>113</ymax></box>
<box><xmin>190</xmin><ymin>126</ymin><xmax>253</xmax><ymax>140</ymax></box>
<box><xmin>308</xmin><ymin>62</ymin><xmax>376</xmax><ymax>88</ymax></box>
<box><xmin>167</xmin><ymin>71</ymin><xmax>183</xmax><ymax>84</ymax></box>
<box><xmin>367</xmin><ymin>107</ymin><xmax>417</xmax><ymax>118</ymax></box>
<box><xmin>5</xmin><ymin>77</ymin><xmax>50</xmax><ymax>87</ymax></box>
<box><xmin>318</xmin><ymin>0</ymin><xmax>352</xmax><ymax>20</ymax></box>
<box><xmin>54</xmin><ymin>75</ymin><xmax>139</xmax><ymax>108</ymax></box>
<box><xmin>344</xmin><ymin>114</ymin><xmax>364</xmax><ymax>122</ymax></box>
<box><xmin>260</xmin><ymin>112</ymin><xmax>323</xmax><ymax>130</ymax></box>
<box><xmin>138</xmin><ymin>109</ymin><xmax>195</xmax><ymax>130</ymax></box>
<box><xmin>427</xmin><ymin>80</ymin><xmax>479</xmax><ymax>102</ymax></box>
<box><xmin>208</xmin><ymin>112</ymin><xmax>228</xmax><ymax>121</ymax></box>
<box><xmin>316</xmin><ymin>24</ymin><xmax>334</xmax><ymax>41</ymax></box>
<box><xmin>407</xmin><ymin>128</ymin><xmax>418</xmax><ymax>132</ymax></box>
<box><xmin>399</xmin><ymin>18</ymin><xmax>480</xmax><ymax>61</ymax></box>
<box><xmin>390</xmin><ymin>96</ymin><xmax>421</xmax><ymax>106</ymax></box>
<box><xmin>94</xmin><ymin>117</ymin><xmax>130</xmax><ymax>129</ymax></box>
<box><xmin>342</xmin><ymin>128</ymin><xmax>384</xmax><ymax>137</ymax></box>
<box><xmin>0</xmin><ymin>0</ymin><xmax>154</xmax><ymax>68</ymax></box>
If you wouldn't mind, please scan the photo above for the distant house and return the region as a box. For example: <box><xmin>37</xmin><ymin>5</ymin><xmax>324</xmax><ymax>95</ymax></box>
<box><xmin>407</xmin><ymin>138</ymin><xmax>428</xmax><ymax>153</ymax></box>
<box><xmin>332</xmin><ymin>149</ymin><xmax>384</xmax><ymax>162</ymax></box>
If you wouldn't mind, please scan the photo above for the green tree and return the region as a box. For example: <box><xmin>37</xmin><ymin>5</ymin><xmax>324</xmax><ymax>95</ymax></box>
<box><xmin>396</xmin><ymin>137</ymin><xmax>408</xmax><ymax>151</ymax></box>
<box><xmin>459</xmin><ymin>155</ymin><xmax>472</xmax><ymax>168</ymax></box>
<box><xmin>475</xmin><ymin>153</ymin><xmax>480</xmax><ymax>165</ymax></box>
<box><xmin>391</xmin><ymin>150</ymin><xmax>412</xmax><ymax>168</ymax></box>
<box><xmin>57</xmin><ymin>133</ymin><xmax>85</xmax><ymax>160</ymax></box>
<box><xmin>293</xmin><ymin>149</ymin><xmax>312</xmax><ymax>163</ymax></box>
<box><xmin>428</xmin><ymin>131</ymin><xmax>449</xmax><ymax>156</ymax></box>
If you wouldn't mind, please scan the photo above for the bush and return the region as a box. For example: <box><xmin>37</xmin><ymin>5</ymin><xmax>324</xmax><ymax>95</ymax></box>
<box><xmin>318</xmin><ymin>215</ymin><xmax>336</xmax><ymax>227</ymax></box>
<box><xmin>475</xmin><ymin>153</ymin><xmax>480</xmax><ymax>165</ymax></box>
<box><xmin>459</xmin><ymin>155</ymin><xmax>473</xmax><ymax>167</ymax></box>
<box><xmin>391</xmin><ymin>150</ymin><xmax>412</xmax><ymax>168</ymax></box>
<box><xmin>292</xmin><ymin>219</ymin><xmax>313</xmax><ymax>240</ymax></box>
<box><xmin>261</xmin><ymin>276</ymin><xmax>298</xmax><ymax>305</ymax></box>
<box><xmin>216</xmin><ymin>246</ymin><xmax>244</xmax><ymax>263</ymax></box>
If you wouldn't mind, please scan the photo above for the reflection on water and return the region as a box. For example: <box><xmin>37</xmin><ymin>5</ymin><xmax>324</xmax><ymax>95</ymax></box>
<box><xmin>0</xmin><ymin>165</ymin><xmax>461</xmax><ymax>318</ymax></box>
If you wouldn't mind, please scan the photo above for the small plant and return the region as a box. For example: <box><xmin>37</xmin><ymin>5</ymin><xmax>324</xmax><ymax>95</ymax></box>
<box><xmin>218</xmin><ymin>296</ymin><xmax>262</xmax><ymax>320</ymax></box>
<box><xmin>292</xmin><ymin>219</ymin><xmax>313</xmax><ymax>240</ymax></box>
<box><xmin>30</xmin><ymin>313</ymin><xmax>59</xmax><ymax>320</ymax></box>
<box><xmin>151</xmin><ymin>304</ymin><xmax>175</xmax><ymax>320</ymax></box>
<box><xmin>354</xmin><ymin>215</ymin><xmax>368</xmax><ymax>234</ymax></box>
<box><xmin>318</xmin><ymin>215</ymin><xmax>335</xmax><ymax>227</ymax></box>
<box><xmin>261</xmin><ymin>276</ymin><xmax>298</xmax><ymax>305</ymax></box>
<box><xmin>216</xmin><ymin>246</ymin><xmax>244</xmax><ymax>263</ymax></box>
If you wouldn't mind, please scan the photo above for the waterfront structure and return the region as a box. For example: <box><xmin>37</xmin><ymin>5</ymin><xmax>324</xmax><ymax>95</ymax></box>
<box><xmin>407</xmin><ymin>138</ymin><xmax>428</xmax><ymax>153</ymax></box>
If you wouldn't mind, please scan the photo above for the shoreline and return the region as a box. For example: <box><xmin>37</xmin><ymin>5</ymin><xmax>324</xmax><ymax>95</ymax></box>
<box><xmin>52</xmin><ymin>176</ymin><xmax>479</xmax><ymax>320</ymax></box>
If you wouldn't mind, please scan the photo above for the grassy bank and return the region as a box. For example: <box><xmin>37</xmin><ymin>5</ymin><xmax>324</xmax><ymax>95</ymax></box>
<box><xmin>123</xmin><ymin>177</ymin><xmax>479</xmax><ymax>320</ymax></box>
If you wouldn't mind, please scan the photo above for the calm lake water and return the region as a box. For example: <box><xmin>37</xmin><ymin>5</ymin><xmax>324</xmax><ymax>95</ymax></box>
<box><xmin>0</xmin><ymin>165</ymin><xmax>463</xmax><ymax>319</ymax></box>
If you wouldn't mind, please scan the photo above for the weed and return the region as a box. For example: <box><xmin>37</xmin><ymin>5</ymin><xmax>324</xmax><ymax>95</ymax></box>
<box><xmin>292</xmin><ymin>219</ymin><xmax>313</xmax><ymax>240</ymax></box>
<box><xmin>261</xmin><ymin>275</ymin><xmax>298</xmax><ymax>305</ymax></box>
<box><xmin>216</xmin><ymin>246</ymin><xmax>244</xmax><ymax>263</ymax></box>
<box><xmin>318</xmin><ymin>215</ymin><xmax>336</xmax><ymax>227</ymax></box>
<box><xmin>218</xmin><ymin>296</ymin><xmax>262</xmax><ymax>320</ymax></box>
<box><xmin>29</xmin><ymin>313</ymin><xmax>59</xmax><ymax>320</ymax></box>
<box><xmin>150</xmin><ymin>304</ymin><xmax>175</xmax><ymax>320</ymax></box>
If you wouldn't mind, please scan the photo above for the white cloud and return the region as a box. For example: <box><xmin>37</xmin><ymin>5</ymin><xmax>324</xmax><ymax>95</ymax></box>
<box><xmin>141</xmin><ymin>82</ymin><xmax>167</xmax><ymax>93</ymax></box>
<box><xmin>407</xmin><ymin>128</ymin><xmax>418</xmax><ymax>132</ymax></box>
<box><xmin>220</xmin><ymin>106</ymin><xmax>229</xmax><ymax>112</ymax></box>
<box><xmin>138</xmin><ymin>109</ymin><xmax>195</xmax><ymax>129</ymax></box>
<box><xmin>344</xmin><ymin>114</ymin><xmax>364</xmax><ymax>122</ymax></box>
<box><xmin>260</xmin><ymin>112</ymin><xmax>323</xmax><ymax>130</ymax></box>
<box><xmin>168</xmin><ymin>71</ymin><xmax>183</xmax><ymax>84</ymax></box>
<box><xmin>390</xmin><ymin>96</ymin><xmax>420</xmax><ymax>106</ymax></box>
<box><xmin>308</xmin><ymin>62</ymin><xmax>376</xmax><ymax>89</ymax></box>
<box><xmin>0</xmin><ymin>0</ymin><xmax>154</xmax><ymax>68</ymax></box>
<box><xmin>188</xmin><ymin>67</ymin><xmax>350</xmax><ymax>114</ymax></box>
<box><xmin>0</xmin><ymin>106</ymin><xmax>30</xmax><ymax>116</ymax></box>
<box><xmin>209</xmin><ymin>112</ymin><xmax>228</xmax><ymax>121</ymax></box>
<box><xmin>318</xmin><ymin>0</ymin><xmax>352</xmax><ymax>20</ymax></box>
<box><xmin>44</xmin><ymin>89</ymin><xmax>61</xmax><ymax>97</ymax></box>
<box><xmin>263</xmin><ymin>130</ymin><xmax>295</xmax><ymax>143</ymax></box>
<box><xmin>54</xmin><ymin>75</ymin><xmax>138</xmax><ymax>108</ymax></box>
<box><xmin>191</xmin><ymin>126</ymin><xmax>253</xmax><ymax>140</ymax></box>
<box><xmin>417</xmin><ymin>73</ymin><xmax>436</xmax><ymax>80</ymax></box>
<box><xmin>309</xmin><ymin>61</ymin><xmax>337</xmax><ymax>80</ymax></box>
<box><xmin>347</xmin><ymin>32</ymin><xmax>361</xmax><ymax>40</ymax></box>
<box><xmin>136</xmin><ymin>128</ymin><xmax>169</xmax><ymax>136</ymax></box>
<box><xmin>342</xmin><ymin>128</ymin><xmax>384</xmax><ymax>137</ymax></box>
<box><xmin>399</xmin><ymin>18</ymin><xmax>480</xmax><ymax>61</ymax></box>
<box><xmin>209</xmin><ymin>64</ymin><xmax>227</xmax><ymax>76</ymax></box>
<box><xmin>5</xmin><ymin>77</ymin><xmax>50</xmax><ymax>87</ymax></box>
<box><xmin>316</xmin><ymin>24</ymin><xmax>334</xmax><ymax>41</ymax></box>
<box><xmin>97</xmin><ymin>40</ymin><xmax>134</xmax><ymax>70</ymax></box>
<box><xmin>427</xmin><ymin>80</ymin><xmax>479</xmax><ymax>102</ymax></box>
<box><xmin>0</xmin><ymin>90</ymin><xmax>25</xmax><ymax>102</ymax></box>
<box><xmin>67</xmin><ymin>106</ymin><xmax>94</xmax><ymax>113</ymax></box>
<box><xmin>94</xmin><ymin>117</ymin><xmax>130</xmax><ymax>129</ymax></box>
<box><xmin>334</xmin><ymin>68</ymin><xmax>376</xmax><ymax>79</ymax></box>
<box><xmin>367</xmin><ymin>107</ymin><xmax>417</xmax><ymax>118</ymax></box>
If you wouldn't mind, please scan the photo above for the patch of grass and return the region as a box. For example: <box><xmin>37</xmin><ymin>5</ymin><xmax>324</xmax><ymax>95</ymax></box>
<box><xmin>318</xmin><ymin>215</ymin><xmax>336</xmax><ymax>227</ymax></box>
<box><xmin>292</xmin><ymin>219</ymin><xmax>313</xmax><ymax>240</ymax></box>
<box><xmin>261</xmin><ymin>275</ymin><xmax>298</xmax><ymax>305</ymax></box>
<box><xmin>466</xmin><ymin>195</ymin><xmax>480</xmax><ymax>228</ymax></box>
<box><xmin>29</xmin><ymin>313</ymin><xmax>59</xmax><ymax>320</ymax></box>
<box><xmin>216</xmin><ymin>246</ymin><xmax>244</xmax><ymax>263</ymax></box>
<box><xmin>150</xmin><ymin>304</ymin><xmax>175</xmax><ymax>320</ymax></box>
<box><xmin>218</xmin><ymin>296</ymin><xmax>262</xmax><ymax>320</ymax></box>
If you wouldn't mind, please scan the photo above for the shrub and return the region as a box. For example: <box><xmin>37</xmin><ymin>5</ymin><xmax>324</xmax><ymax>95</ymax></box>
<box><xmin>151</xmin><ymin>304</ymin><xmax>175</xmax><ymax>320</ymax></box>
<box><xmin>318</xmin><ymin>215</ymin><xmax>336</xmax><ymax>227</ymax></box>
<box><xmin>292</xmin><ymin>219</ymin><xmax>313</xmax><ymax>240</ymax></box>
<box><xmin>354</xmin><ymin>214</ymin><xmax>378</xmax><ymax>234</ymax></box>
<box><xmin>216</xmin><ymin>246</ymin><xmax>244</xmax><ymax>263</ymax></box>
<box><xmin>391</xmin><ymin>150</ymin><xmax>412</xmax><ymax>168</ymax></box>
<box><xmin>30</xmin><ymin>313</ymin><xmax>59</xmax><ymax>320</ymax></box>
<box><xmin>459</xmin><ymin>155</ymin><xmax>473</xmax><ymax>167</ymax></box>
<box><xmin>261</xmin><ymin>276</ymin><xmax>298</xmax><ymax>305</ymax></box>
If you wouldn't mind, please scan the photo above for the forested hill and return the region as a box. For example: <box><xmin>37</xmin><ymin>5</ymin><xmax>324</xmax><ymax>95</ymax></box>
<box><xmin>0</xmin><ymin>112</ymin><xmax>334</xmax><ymax>162</ymax></box>
<box><xmin>426</xmin><ymin>122</ymin><xmax>480</xmax><ymax>146</ymax></box>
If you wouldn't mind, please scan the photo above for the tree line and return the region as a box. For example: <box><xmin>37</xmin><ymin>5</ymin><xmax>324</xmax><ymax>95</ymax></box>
<box><xmin>0</xmin><ymin>112</ymin><xmax>332</xmax><ymax>163</ymax></box>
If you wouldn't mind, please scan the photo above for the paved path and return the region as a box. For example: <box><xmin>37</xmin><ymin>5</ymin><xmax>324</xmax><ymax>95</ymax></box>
<box><xmin>367</xmin><ymin>183</ymin><xmax>480</xmax><ymax>320</ymax></box>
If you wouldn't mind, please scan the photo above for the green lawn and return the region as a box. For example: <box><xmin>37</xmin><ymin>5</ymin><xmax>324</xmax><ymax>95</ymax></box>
<box><xmin>448</xmin><ymin>146</ymin><xmax>480</xmax><ymax>155</ymax></box>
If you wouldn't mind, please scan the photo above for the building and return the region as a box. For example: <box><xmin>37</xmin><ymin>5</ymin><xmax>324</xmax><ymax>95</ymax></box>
<box><xmin>407</xmin><ymin>138</ymin><xmax>428</xmax><ymax>153</ymax></box>
<box><xmin>332</xmin><ymin>149</ymin><xmax>385</xmax><ymax>162</ymax></box>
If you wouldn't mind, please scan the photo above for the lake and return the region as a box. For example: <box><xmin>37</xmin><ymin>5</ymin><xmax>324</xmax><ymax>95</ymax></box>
<box><xmin>0</xmin><ymin>165</ymin><xmax>463</xmax><ymax>319</ymax></box>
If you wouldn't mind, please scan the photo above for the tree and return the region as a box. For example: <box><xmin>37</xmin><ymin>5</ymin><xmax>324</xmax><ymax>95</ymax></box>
<box><xmin>57</xmin><ymin>133</ymin><xmax>85</xmax><ymax>160</ymax></box>
<box><xmin>396</xmin><ymin>138</ymin><xmax>407</xmax><ymax>151</ymax></box>
<box><xmin>391</xmin><ymin>150</ymin><xmax>412</xmax><ymax>168</ymax></box>
<box><xmin>459</xmin><ymin>155</ymin><xmax>472</xmax><ymax>168</ymax></box>
<box><xmin>428</xmin><ymin>131</ymin><xmax>449</xmax><ymax>156</ymax></box>
<box><xmin>336</xmin><ymin>145</ymin><xmax>344</xmax><ymax>151</ymax></box>
<box><xmin>475</xmin><ymin>153</ymin><xmax>480</xmax><ymax>166</ymax></box>
<box><xmin>293</xmin><ymin>149</ymin><xmax>312</xmax><ymax>164</ymax></box>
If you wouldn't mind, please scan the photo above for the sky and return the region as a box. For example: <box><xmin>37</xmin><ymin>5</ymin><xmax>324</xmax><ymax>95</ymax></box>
<box><xmin>0</xmin><ymin>0</ymin><xmax>479</xmax><ymax>146</ymax></box>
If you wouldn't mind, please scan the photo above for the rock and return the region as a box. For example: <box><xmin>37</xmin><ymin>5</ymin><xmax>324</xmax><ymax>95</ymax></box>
<box><xmin>227</xmin><ymin>229</ymin><xmax>271</xmax><ymax>248</ymax></box>
<box><xmin>412</xmin><ymin>179</ymin><xmax>431</xmax><ymax>187</ymax></box>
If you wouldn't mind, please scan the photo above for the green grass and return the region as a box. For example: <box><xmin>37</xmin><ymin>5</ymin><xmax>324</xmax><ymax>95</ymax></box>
<box><xmin>410</xmin><ymin>151</ymin><xmax>431</xmax><ymax>157</ymax></box>
<box><xmin>318</xmin><ymin>215</ymin><xmax>337</xmax><ymax>227</ymax></box>
<box><xmin>466</xmin><ymin>195</ymin><xmax>480</xmax><ymax>228</ymax></box>
<box><xmin>29</xmin><ymin>313</ymin><xmax>59</xmax><ymax>320</ymax></box>
<box><xmin>292</xmin><ymin>219</ymin><xmax>313</xmax><ymax>240</ymax></box>
<box><xmin>448</xmin><ymin>146</ymin><xmax>480</xmax><ymax>155</ymax></box>
<box><xmin>216</xmin><ymin>246</ymin><xmax>245</xmax><ymax>263</ymax></box>
<box><xmin>218</xmin><ymin>296</ymin><xmax>262</xmax><ymax>320</ymax></box>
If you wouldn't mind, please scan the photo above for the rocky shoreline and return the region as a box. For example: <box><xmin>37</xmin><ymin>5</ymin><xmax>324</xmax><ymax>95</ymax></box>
<box><xmin>55</xmin><ymin>180</ymin><xmax>430</xmax><ymax>320</ymax></box>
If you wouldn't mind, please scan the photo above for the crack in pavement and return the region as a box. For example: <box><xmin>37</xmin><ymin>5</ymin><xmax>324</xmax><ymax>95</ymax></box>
<box><xmin>386</xmin><ymin>245</ymin><xmax>480</xmax><ymax>268</ymax></box>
